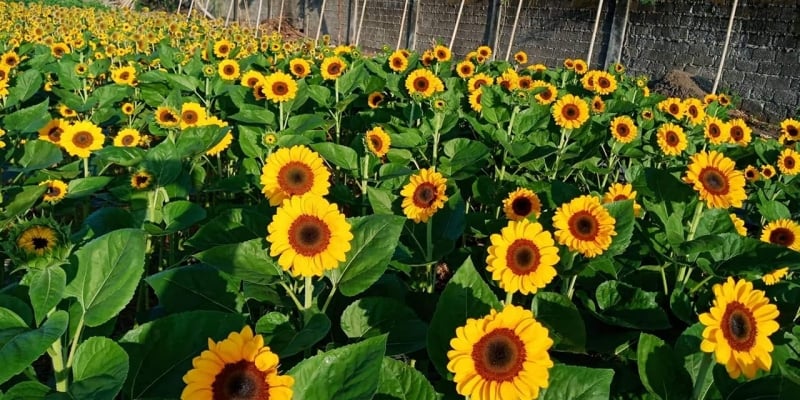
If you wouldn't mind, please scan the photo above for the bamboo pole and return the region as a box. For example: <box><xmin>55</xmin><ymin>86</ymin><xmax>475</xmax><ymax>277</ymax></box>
<box><xmin>225</xmin><ymin>0</ymin><xmax>235</xmax><ymax>26</ymax></box>
<box><xmin>586</xmin><ymin>0</ymin><xmax>604</xmax><ymax>67</ymax></box>
<box><xmin>278</xmin><ymin>0</ymin><xmax>285</xmax><ymax>33</ymax></box>
<box><xmin>397</xmin><ymin>0</ymin><xmax>410</xmax><ymax>50</ymax></box>
<box><xmin>712</xmin><ymin>0</ymin><xmax>739</xmax><ymax>94</ymax></box>
<box><xmin>504</xmin><ymin>0</ymin><xmax>523</xmax><ymax>61</ymax></box>
<box><xmin>177</xmin><ymin>0</ymin><xmax>184</xmax><ymax>14</ymax></box>
<box><xmin>186</xmin><ymin>0</ymin><xmax>195</xmax><ymax>20</ymax></box>
<box><xmin>316</xmin><ymin>0</ymin><xmax>328</xmax><ymax>42</ymax></box>
<box><xmin>616</xmin><ymin>0</ymin><xmax>632</xmax><ymax>64</ymax></box>
<box><xmin>255</xmin><ymin>0</ymin><xmax>264</xmax><ymax>38</ymax></box>
<box><xmin>449</xmin><ymin>0</ymin><xmax>466</xmax><ymax>50</ymax></box>
<box><xmin>355</xmin><ymin>0</ymin><xmax>368</xmax><ymax>46</ymax></box>
<box><xmin>492</xmin><ymin>1</ymin><xmax>504</xmax><ymax>60</ymax></box>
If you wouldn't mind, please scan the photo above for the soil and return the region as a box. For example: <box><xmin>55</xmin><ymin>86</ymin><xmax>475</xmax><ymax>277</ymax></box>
<box><xmin>652</xmin><ymin>69</ymin><xmax>779</xmax><ymax>138</ymax></box>
<box><xmin>258</xmin><ymin>17</ymin><xmax>307</xmax><ymax>42</ymax></box>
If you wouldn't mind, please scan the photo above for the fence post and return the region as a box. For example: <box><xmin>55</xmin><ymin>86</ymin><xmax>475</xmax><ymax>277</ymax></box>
<box><xmin>712</xmin><ymin>0</ymin><xmax>739</xmax><ymax>94</ymax></box>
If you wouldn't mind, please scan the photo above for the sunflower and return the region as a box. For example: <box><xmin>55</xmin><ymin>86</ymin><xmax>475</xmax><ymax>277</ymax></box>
<box><xmin>551</xmin><ymin>94</ymin><xmax>589</xmax><ymax>130</ymax></box>
<box><xmin>456</xmin><ymin>60</ymin><xmax>475</xmax><ymax>78</ymax></box>
<box><xmin>468</xmin><ymin>89</ymin><xmax>483</xmax><ymax>113</ymax></box>
<box><xmin>513</xmin><ymin>50</ymin><xmax>528</xmax><ymax>64</ymax></box>
<box><xmin>155</xmin><ymin>106</ymin><xmax>180</xmax><ymax>128</ymax></box>
<box><xmin>58</xmin><ymin>104</ymin><xmax>77</xmax><ymax>118</ymax></box>
<box><xmin>613</xmin><ymin>63</ymin><xmax>625</xmax><ymax>73</ymax></box>
<box><xmin>387</xmin><ymin>50</ymin><xmax>408</xmax><ymax>72</ymax></box>
<box><xmin>580</xmin><ymin>71</ymin><xmax>598</xmax><ymax>91</ymax></box>
<box><xmin>206</xmin><ymin>132</ymin><xmax>234</xmax><ymax>157</ymax></box>
<box><xmin>704</xmin><ymin>116</ymin><xmax>730</xmax><ymax>145</ymax></box>
<box><xmin>38</xmin><ymin>119</ymin><xmax>68</xmax><ymax>145</ymax></box>
<box><xmin>728</xmin><ymin>118</ymin><xmax>752</xmax><ymax>146</ymax></box>
<box><xmin>761</xmin><ymin>164</ymin><xmax>776</xmax><ymax>179</ymax></box>
<box><xmin>16</xmin><ymin>225</ymin><xmax>58</xmax><ymax>256</ymax></box>
<box><xmin>656</xmin><ymin>122</ymin><xmax>687</xmax><ymax>156</ymax></box>
<box><xmin>447</xmin><ymin>305</ymin><xmax>553</xmax><ymax>400</ymax></box>
<box><xmin>718</xmin><ymin>93</ymin><xmax>731</xmax><ymax>106</ymax></box>
<box><xmin>131</xmin><ymin>171</ymin><xmax>154</xmax><ymax>190</ymax></box>
<box><xmin>552</xmin><ymin>195</ymin><xmax>616</xmax><ymax>258</ymax></box>
<box><xmin>40</xmin><ymin>180</ymin><xmax>68</xmax><ymax>203</ymax></box>
<box><xmin>762</xmin><ymin>267</ymin><xmax>789</xmax><ymax>286</ymax></box>
<box><xmin>114</xmin><ymin>128</ymin><xmax>141</xmax><ymax>147</ymax></box>
<box><xmin>121</xmin><ymin>102</ymin><xmax>136</xmax><ymax>116</ymax></box>
<box><xmin>400</xmin><ymin>168</ymin><xmax>449</xmax><ymax>223</ymax></box>
<box><xmin>51</xmin><ymin>43</ymin><xmax>70</xmax><ymax>58</ymax></box>
<box><xmin>518</xmin><ymin>76</ymin><xmax>533</xmax><ymax>91</ymax></box>
<box><xmin>684</xmin><ymin>151</ymin><xmax>747</xmax><ymax>209</ymax></box>
<box><xmin>467</xmin><ymin>73</ymin><xmax>493</xmax><ymax>92</ymax></box>
<box><xmin>641</xmin><ymin>109</ymin><xmax>654</xmax><ymax>120</ymax></box>
<box><xmin>421</xmin><ymin>50</ymin><xmax>435</xmax><ymax>67</ymax></box>
<box><xmin>289</xmin><ymin>58</ymin><xmax>311</xmax><ymax>78</ymax></box>
<box><xmin>260</xmin><ymin>145</ymin><xmax>331</xmax><ymax>206</ymax></box>
<box><xmin>532</xmin><ymin>81</ymin><xmax>556</xmax><ymax>105</ymax></box>
<box><xmin>573</xmin><ymin>59</ymin><xmax>588</xmax><ymax>74</ymax></box>
<box><xmin>683</xmin><ymin>98</ymin><xmax>706</xmax><ymax>126</ymax></box>
<box><xmin>743</xmin><ymin>165</ymin><xmax>759</xmax><ymax>182</ymax></box>
<box><xmin>699</xmin><ymin>277</ymin><xmax>779</xmax><ymax>380</ymax></box>
<box><xmin>213</xmin><ymin>39</ymin><xmax>234</xmax><ymax>58</ymax></box>
<box><xmin>218</xmin><ymin>59</ymin><xmax>241</xmax><ymax>80</ymax></box>
<box><xmin>240</xmin><ymin>70</ymin><xmax>265</xmax><ymax>88</ymax></box>
<box><xmin>730</xmin><ymin>213</ymin><xmax>747</xmax><ymax>236</ymax></box>
<box><xmin>111</xmin><ymin>65</ymin><xmax>136</xmax><ymax>86</ymax></box>
<box><xmin>777</xmin><ymin>148</ymin><xmax>800</xmax><ymax>175</ymax></box>
<box><xmin>658</xmin><ymin>97</ymin><xmax>685</xmax><ymax>119</ymax></box>
<box><xmin>266</xmin><ymin>194</ymin><xmax>352</xmax><ymax>277</ymax></box>
<box><xmin>476</xmin><ymin>45</ymin><xmax>492</xmax><ymax>59</ymax></box>
<box><xmin>486</xmin><ymin>220</ymin><xmax>559</xmax><ymax>295</ymax></box>
<box><xmin>780</xmin><ymin>118</ymin><xmax>800</xmax><ymax>142</ymax></box>
<box><xmin>263</xmin><ymin>72</ymin><xmax>298</xmax><ymax>103</ymax></box>
<box><xmin>593</xmin><ymin>71</ymin><xmax>617</xmax><ymax>95</ymax></box>
<box><xmin>602</xmin><ymin>183</ymin><xmax>642</xmax><ymax>217</ymax></box>
<box><xmin>428</xmin><ymin>44</ymin><xmax>450</xmax><ymax>62</ymax></box>
<box><xmin>502</xmin><ymin>188</ymin><xmax>541</xmax><ymax>221</ymax></box>
<box><xmin>405</xmin><ymin>68</ymin><xmax>444</xmax><ymax>98</ymax></box>
<box><xmin>61</xmin><ymin>120</ymin><xmax>104</xmax><ymax>158</ymax></box>
<box><xmin>497</xmin><ymin>69</ymin><xmax>519</xmax><ymax>91</ymax></box>
<box><xmin>761</xmin><ymin>219</ymin><xmax>800</xmax><ymax>251</ymax></box>
<box><xmin>704</xmin><ymin>93</ymin><xmax>718</xmax><ymax>105</ymax></box>
<box><xmin>320</xmin><ymin>56</ymin><xmax>346</xmax><ymax>80</ymax></box>
<box><xmin>181</xmin><ymin>326</ymin><xmax>293</xmax><ymax>400</ymax></box>
<box><xmin>74</xmin><ymin>63</ymin><xmax>88</xmax><ymax>76</ymax></box>
<box><xmin>528</xmin><ymin>63</ymin><xmax>547</xmax><ymax>73</ymax></box>
<box><xmin>591</xmin><ymin>96</ymin><xmax>605</xmax><ymax>113</ymax></box>
<box><xmin>180</xmin><ymin>102</ymin><xmax>207</xmax><ymax>130</ymax></box>
<box><xmin>610</xmin><ymin>115</ymin><xmax>638</xmax><ymax>143</ymax></box>
<box><xmin>362</xmin><ymin>126</ymin><xmax>391</xmax><ymax>158</ymax></box>
<box><xmin>263</xmin><ymin>133</ymin><xmax>278</xmax><ymax>146</ymax></box>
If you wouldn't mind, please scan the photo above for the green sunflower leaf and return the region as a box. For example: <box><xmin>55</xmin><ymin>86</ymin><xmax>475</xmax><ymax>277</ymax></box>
<box><xmin>3</xmin><ymin>98</ymin><xmax>50</xmax><ymax>134</ymax></box>
<box><xmin>375</xmin><ymin>357</ymin><xmax>440</xmax><ymax>400</ymax></box>
<box><xmin>194</xmin><ymin>238</ymin><xmax>282</xmax><ymax>285</ymax></box>
<box><xmin>69</xmin><ymin>337</ymin><xmax>129</xmax><ymax>400</ymax></box>
<box><xmin>26</xmin><ymin>266</ymin><xmax>66</xmax><ymax>326</ymax></box>
<box><xmin>539</xmin><ymin>364</ymin><xmax>615</xmax><ymax>400</ymax></box>
<box><xmin>637</xmin><ymin>333</ymin><xmax>693</xmax><ymax>400</ymax></box>
<box><xmin>341</xmin><ymin>297</ymin><xmax>427</xmax><ymax>355</ymax></box>
<box><xmin>532</xmin><ymin>292</ymin><xmax>587</xmax><ymax>353</ymax></box>
<box><xmin>0</xmin><ymin>310</ymin><xmax>68</xmax><ymax>386</ymax></box>
<box><xmin>288</xmin><ymin>335</ymin><xmax>387</xmax><ymax>400</ymax></box>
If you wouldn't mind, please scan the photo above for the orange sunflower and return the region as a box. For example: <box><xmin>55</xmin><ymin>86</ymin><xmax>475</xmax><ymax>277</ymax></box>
<box><xmin>552</xmin><ymin>195</ymin><xmax>617</xmax><ymax>258</ymax></box>
<box><xmin>684</xmin><ymin>150</ymin><xmax>746</xmax><ymax>209</ymax></box>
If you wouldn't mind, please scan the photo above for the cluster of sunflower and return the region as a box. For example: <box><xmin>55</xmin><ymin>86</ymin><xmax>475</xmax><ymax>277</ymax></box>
<box><xmin>1</xmin><ymin>1</ymin><xmax>799</xmax><ymax>399</ymax></box>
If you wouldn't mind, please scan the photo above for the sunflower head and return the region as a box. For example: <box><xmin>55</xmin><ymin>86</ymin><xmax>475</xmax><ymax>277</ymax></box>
<box><xmin>486</xmin><ymin>219</ymin><xmax>559</xmax><ymax>295</ymax></box>
<box><xmin>447</xmin><ymin>305</ymin><xmax>554</xmax><ymax>400</ymax></box>
<box><xmin>320</xmin><ymin>56</ymin><xmax>347</xmax><ymax>80</ymax></box>
<box><xmin>131</xmin><ymin>170</ymin><xmax>154</xmax><ymax>190</ymax></box>
<box><xmin>704</xmin><ymin>116</ymin><xmax>730</xmax><ymax>145</ymax></box>
<box><xmin>40</xmin><ymin>179</ymin><xmax>68</xmax><ymax>204</ymax></box>
<box><xmin>365</xmin><ymin>126</ymin><xmax>391</xmax><ymax>158</ymax></box>
<box><xmin>7</xmin><ymin>217</ymin><xmax>70</xmax><ymax>261</ymax></box>
<box><xmin>610</xmin><ymin>115</ymin><xmax>638</xmax><ymax>144</ymax></box>
<box><xmin>552</xmin><ymin>195</ymin><xmax>617</xmax><ymax>258</ymax></box>
<box><xmin>761</xmin><ymin>219</ymin><xmax>800</xmax><ymax>251</ymax></box>
<box><xmin>468</xmin><ymin>89</ymin><xmax>483</xmax><ymax>113</ymax></box>
<box><xmin>260</xmin><ymin>145</ymin><xmax>331</xmax><ymax>206</ymax></box>
<box><xmin>181</xmin><ymin>326</ymin><xmax>294</xmax><ymax>400</ymax></box>
<box><xmin>699</xmin><ymin>277</ymin><xmax>780</xmax><ymax>380</ymax></box>
<box><xmin>513</xmin><ymin>50</ymin><xmax>528</xmax><ymax>64</ymax></box>
<box><xmin>780</xmin><ymin>118</ymin><xmax>800</xmax><ymax>142</ymax></box>
<box><xmin>592</xmin><ymin>71</ymin><xmax>617</xmax><ymax>95</ymax></box>
<box><xmin>155</xmin><ymin>106</ymin><xmax>180</xmax><ymax>128</ymax></box>
<box><xmin>62</xmin><ymin>120</ymin><xmax>105</xmax><ymax>158</ymax></box>
<box><xmin>38</xmin><ymin>119</ymin><xmax>68</xmax><ymax>144</ymax></box>
<box><xmin>433</xmin><ymin>45</ymin><xmax>452</xmax><ymax>62</ymax></box>
<box><xmin>456</xmin><ymin>60</ymin><xmax>475</xmax><ymax>79</ymax></box>
<box><xmin>602</xmin><ymin>183</ymin><xmax>642</xmax><ymax>217</ymax></box>
<box><xmin>684</xmin><ymin>150</ymin><xmax>747</xmax><ymax>209</ymax></box>
<box><xmin>762</xmin><ymin>267</ymin><xmax>789</xmax><ymax>286</ymax></box>
<box><xmin>728</xmin><ymin>118</ymin><xmax>752</xmax><ymax>146</ymax></box>
<box><xmin>180</xmin><ymin>102</ymin><xmax>207</xmax><ymax>130</ymax></box>
<box><xmin>760</xmin><ymin>164</ymin><xmax>776</xmax><ymax>179</ymax></box>
<box><xmin>777</xmin><ymin>148</ymin><xmax>800</xmax><ymax>176</ymax></box>
<box><xmin>218</xmin><ymin>59</ymin><xmax>241</xmax><ymax>80</ymax></box>
<box><xmin>400</xmin><ymin>168</ymin><xmax>449</xmax><ymax>223</ymax></box>
<box><xmin>683</xmin><ymin>98</ymin><xmax>706</xmax><ymax>126</ymax></box>
<box><xmin>502</xmin><ymin>188</ymin><xmax>541</xmax><ymax>221</ymax></box>
<box><xmin>405</xmin><ymin>68</ymin><xmax>445</xmax><ymax>98</ymax></box>
<box><xmin>552</xmin><ymin>94</ymin><xmax>589</xmax><ymax>130</ymax></box>
<box><xmin>656</xmin><ymin>122</ymin><xmax>687</xmax><ymax>156</ymax></box>
<box><xmin>367</xmin><ymin>92</ymin><xmax>384</xmax><ymax>109</ymax></box>
<box><xmin>289</xmin><ymin>58</ymin><xmax>311</xmax><ymax>78</ymax></box>
<box><xmin>388</xmin><ymin>50</ymin><xmax>409</xmax><ymax>73</ymax></box>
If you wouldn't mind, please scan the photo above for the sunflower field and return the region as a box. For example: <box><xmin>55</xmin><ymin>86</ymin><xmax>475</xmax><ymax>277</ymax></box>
<box><xmin>1</xmin><ymin>2</ymin><xmax>800</xmax><ymax>400</ymax></box>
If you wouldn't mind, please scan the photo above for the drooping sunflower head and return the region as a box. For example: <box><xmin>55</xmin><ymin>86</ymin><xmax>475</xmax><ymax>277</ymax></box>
<box><xmin>113</xmin><ymin>128</ymin><xmax>141</xmax><ymax>147</ymax></box>
<box><xmin>683</xmin><ymin>98</ymin><xmax>706</xmax><ymax>126</ymax></box>
<box><xmin>260</xmin><ymin>145</ymin><xmax>331</xmax><ymax>206</ymax></box>
<box><xmin>552</xmin><ymin>94</ymin><xmax>589</xmax><ymax>130</ymax></box>
<box><xmin>40</xmin><ymin>179</ymin><xmax>68</xmax><ymax>204</ymax></box>
<box><xmin>267</xmin><ymin>194</ymin><xmax>353</xmax><ymax>277</ymax></box>
<box><xmin>486</xmin><ymin>220</ymin><xmax>559</xmax><ymax>295</ymax></box>
<box><xmin>730</xmin><ymin>213</ymin><xmax>747</xmax><ymax>236</ymax></box>
<box><xmin>155</xmin><ymin>106</ymin><xmax>180</xmax><ymax>128</ymax></box>
<box><xmin>502</xmin><ymin>188</ymin><xmax>541</xmax><ymax>221</ymax></box>
<box><xmin>218</xmin><ymin>59</ymin><xmax>241</xmax><ymax>81</ymax></box>
<box><xmin>532</xmin><ymin>81</ymin><xmax>556</xmax><ymax>105</ymax></box>
<box><xmin>447</xmin><ymin>305</ymin><xmax>554</xmax><ymax>400</ymax></box>
<box><xmin>365</xmin><ymin>126</ymin><xmax>391</xmax><ymax>158</ymax></box>
<box><xmin>704</xmin><ymin>116</ymin><xmax>730</xmax><ymax>145</ymax></box>
<box><xmin>38</xmin><ymin>118</ymin><xmax>68</xmax><ymax>145</ymax></box>
<box><xmin>591</xmin><ymin>95</ymin><xmax>605</xmax><ymax>113</ymax></box>
<box><xmin>552</xmin><ymin>195</ymin><xmax>617</xmax><ymax>258</ymax></box>
<box><xmin>761</xmin><ymin>219</ymin><xmax>800</xmax><ymax>251</ymax></box>
<box><xmin>699</xmin><ymin>277</ymin><xmax>780</xmax><ymax>380</ymax></box>
<box><xmin>762</xmin><ymin>267</ymin><xmax>789</xmax><ymax>286</ymax></box>
<box><xmin>400</xmin><ymin>168</ymin><xmax>449</xmax><ymax>223</ymax></box>
<box><xmin>602</xmin><ymin>183</ymin><xmax>642</xmax><ymax>217</ymax></box>
<box><xmin>62</xmin><ymin>120</ymin><xmax>105</xmax><ymax>158</ymax></box>
<box><xmin>320</xmin><ymin>56</ymin><xmax>347</xmax><ymax>80</ymax></box>
<box><xmin>728</xmin><ymin>118</ymin><xmax>752</xmax><ymax>146</ymax></box>
<box><xmin>405</xmin><ymin>68</ymin><xmax>445</xmax><ymax>98</ymax></box>
<box><xmin>610</xmin><ymin>115</ymin><xmax>638</xmax><ymax>144</ymax></box>
<box><xmin>289</xmin><ymin>58</ymin><xmax>311</xmax><ymax>78</ymax></box>
<box><xmin>656</xmin><ymin>122</ymin><xmax>688</xmax><ymax>156</ymax></box>
<box><xmin>263</xmin><ymin>72</ymin><xmax>298</xmax><ymax>104</ymax></box>
<box><xmin>658</xmin><ymin>97</ymin><xmax>685</xmax><ymax>120</ymax></box>
<box><xmin>240</xmin><ymin>70</ymin><xmax>266</xmax><ymax>88</ymax></box>
<box><xmin>455</xmin><ymin>60</ymin><xmax>475</xmax><ymax>79</ymax></box>
<box><xmin>181</xmin><ymin>326</ymin><xmax>294</xmax><ymax>400</ymax></box>
<box><xmin>684</xmin><ymin>150</ymin><xmax>747</xmax><ymax>209</ymax></box>
<box><xmin>468</xmin><ymin>89</ymin><xmax>483</xmax><ymax>113</ymax></box>
<box><xmin>780</xmin><ymin>118</ymin><xmax>800</xmax><ymax>142</ymax></box>
<box><xmin>131</xmin><ymin>170</ymin><xmax>154</xmax><ymax>190</ymax></box>
<box><xmin>180</xmin><ymin>102</ymin><xmax>207</xmax><ymax>130</ymax></box>
<box><xmin>777</xmin><ymin>148</ymin><xmax>800</xmax><ymax>176</ymax></box>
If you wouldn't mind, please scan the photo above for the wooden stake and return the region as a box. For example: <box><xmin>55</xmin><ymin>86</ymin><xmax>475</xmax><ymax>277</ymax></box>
<box><xmin>505</xmin><ymin>0</ymin><xmax>524</xmax><ymax>61</ymax></box>
<box><xmin>713</xmin><ymin>0</ymin><xmax>739</xmax><ymax>94</ymax></box>
<box><xmin>397</xmin><ymin>0</ymin><xmax>410</xmax><ymax>50</ymax></box>
<box><xmin>586</xmin><ymin>0</ymin><xmax>604</xmax><ymax>67</ymax></box>
<box><xmin>449</xmin><ymin>0</ymin><xmax>465</xmax><ymax>50</ymax></box>
<box><xmin>355</xmin><ymin>0</ymin><xmax>368</xmax><ymax>47</ymax></box>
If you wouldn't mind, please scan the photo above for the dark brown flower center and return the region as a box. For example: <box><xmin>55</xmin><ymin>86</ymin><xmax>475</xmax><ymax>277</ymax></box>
<box><xmin>48</xmin><ymin>127</ymin><xmax>63</xmax><ymax>142</ymax></box>
<box><xmin>511</xmin><ymin>197</ymin><xmax>533</xmax><ymax>217</ymax></box>
<box><xmin>562</xmin><ymin>104</ymin><xmax>579</xmax><ymax>120</ymax></box>
<box><xmin>666</xmin><ymin>131</ymin><xmax>680</xmax><ymax>146</ymax></box>
<box><xmin>699</xmin><ymin>167</ymin><xmax>729</xmax><ymax>194</ymax></box>
<box><xmin>539</xmin><ymin>89</ymin><xmax>553</xmax><ymax>101</ymax></box>
<box><xmin>473</xmin><ymin>79</ymin><xmax>487</xmax><ymax>90</ymax></box>
<box><xmin>669</xmin><ymin>104</ymin><xmax>680</xmax><ymax>115</ymax></box>
<box><xmin>368</xmin><ymin>135</ymin><xmax>383</xmax><ymax>152</ymax></box>
<box><xmin>769</xmin><ymin>227</ymin><xmax>795</xmax><ymax>247</ymax></box>
<box><xmin>784</xmin><ymin>156</ymin><xmax>796</xmax><ymax>169</ymax></box>
<box><xmin>709</xmin><ymin>124</ymin><xmax>721</xmax><ymax>137</ymax></box>
<box><xmin>73</xmin><ymin>132</ymin><xmax>93</xmax><ymax>148</ymax></box>
<box><xmin>569</xmin><ymin>212</ymin><xmax>598</xmax><ymax>241</ymax></box>
<box><xmin>272</xmin><ymin>82</ymin><xmax>288</xmax><ymax>96</ymax></box>
<box><xmin>392</xmin><ymin>57</ymin><xmax>404</xmax><ymax>68</ymax></box>
<box><xmin>277</xmin><ymin>162</ymin><xmax>314</xmax><ymax>195</ymax></box>
<box><xmin>219</xmin><ymin>44</ymin><xmax>230</xmax><ymax>54</ymax></box>
<box><xmin>412</xmin><ymin>182</ymin><xmax>438</xmax><ymax>208</ymax></box>
<box><xmin>223</xmin><ymin>65</ymin><xmax>236</xmax><ymax>75</ymax></box>
<box><xmin>413</xmin><ymin>77</ymin><xmax>430</xmax><ymax>92</ymax></box>
<box><xmin>745</xmin><ymin>169</ymin><xmax>756</xmax><ymax>179</ymax></box>
<box><xmin>293</xmin><ymin>65</ymin><xmax>306</xmax><ymax>75</ymax></box>
<box><xmin>506</xmin><ymin>239</ymin><xmax>540</xmax><ymax>274</ymax></box>
<box><xmin>122</xmin><ymin>135</ymin><xmax>136</xmax><ymax>146</ymax></box>
<box><xmin>721</xmin><ymin>302</ymin><xmax>757</xmax><ymax>352</ymax></box>
<box><xmin>46</xmin><ymin>186</ymin><xmax>61</xmax><ymax>197</ymax></box>
<box><xmin>731</xmin><ymin>127</ymin><xmax>744</xmax><ymax>141</ymax></box>
<box><xmin>787</xmin><ymin>126</ymin><xmax>799</xmax><ymax>138</ymax></box>
<box><xmin>688</xmin><ymin>105</ymin><xmax>699</xmax><ymax>118</ymax></box>
<box><xmin>182</xmin><ymin>111</ymin><xmax>198</xmax><ymax>124</ymax></box>
<box><xmin>598</xmin><ymin>77</ymin><xmax>610</xmax><ymax>89</ymax></box>
<box><xmin>471</xmin><ymin>328</ymin><xmax>526</xmax><ymax>382</ymax></box>
<box><xmin>120</xmin><ymin>71</ymin><xmax>130</xmax><ymax>81</ymax></box>
<box><xmin>613</xmin><ymin>194</ymin><xmax>629</xmax><ymax>201</ymax></box>
<box><xmin>159</xmin><ymin>110</ymin><xmax>178</xmax><ymax>123</ymax></box>
<box><xmin>616</xmin><ymin>123</ymin><xmax>630</xmax><ymax>137</ymax></box>
<box><xmin>288</xmin><ymin>215</ymin><xmax>332</xmax><ymax>256</ymax></box>
<box><xmin>135</xmin><ymin>175</ymin><xmax>150</xmax><ymax>186</ymax></box>
<box><xmin>32</xmin><ymin>237</ymin><xmax>50</xmax><ymax>250</ymax></box>
<box><xmin>436</xmin><ymin>50</ymin><xmax>447</xmax><ymax>59</ymax></box>
<box><xmin>327</xmin><ymin>63</ymin><xmax>341</xmax><ymax>76</ymax></box>
<box><xmin>212</xmin><ymin>360</ymin><xmax>270</xmax><ymax>400</ymax></box>
<box><xmin>460</xmin><ymin>65</ymin><xmax>471</xmax><ymax>75</ymax></box>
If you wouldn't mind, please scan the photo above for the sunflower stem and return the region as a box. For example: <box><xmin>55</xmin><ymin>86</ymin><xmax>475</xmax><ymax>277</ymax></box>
<box><xmin>279</xmin><ymin>281</ymin><xmax>304</xmax><ymax>310</ymax></box>
<box><xmin>82</xmin><ymin>157</ymin><xmax>90</xmax><ymax>178</ymax></box>
<box><xmin>565</xmin><ymin>275</ymin><xmax>578</xmax><ymax>300</ymax></box>
<box><xmin>426</xmin><ymin>217</ymin><xmax>434</xmax><ymax>263</ymax></box>
<box><xmin>678</xmin><ymin>201</ymin><xmax>705</xmax><ymax>287</ymax></box>
<box><xmin>691</xmin><ymin>352</ymin><xmax>713</xmax><ymax>400</ymax></box>
<box><xmin>48</xmin><ymin>320</ymin><xmax>68</xmax><ymax>392</ymax></box>
<box><xmin>660</xmin><ymin>263</ymin><xmax>669</xmax><ymax>295</ymax></box>
<box><xmin>361</xmin><ymin>155</ymin><xmax>370</xmax><ymax>214</ymax></box>
<box><xmin>505</xmin><ymin>291</ymin><xmax>514</xmax><ymax>306</ymax></box>
<box><xmin>304</xmin><ymin>276</ymin><xmax>313</xmax><ymax>309</ymax></box>
<box><xmin>321</xmin><ymin>285</ymin><xmax>337</xmax><ymax>313</ymax></box>
<box><xmin>66</xmin><ymin>315</ymin><xmax>85</xmax><ymax>370</ymax></box>
<box><xmin>551</xmin><ymin>128</ymin><xmax>572</xmax><ymax>180</ymax></box>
